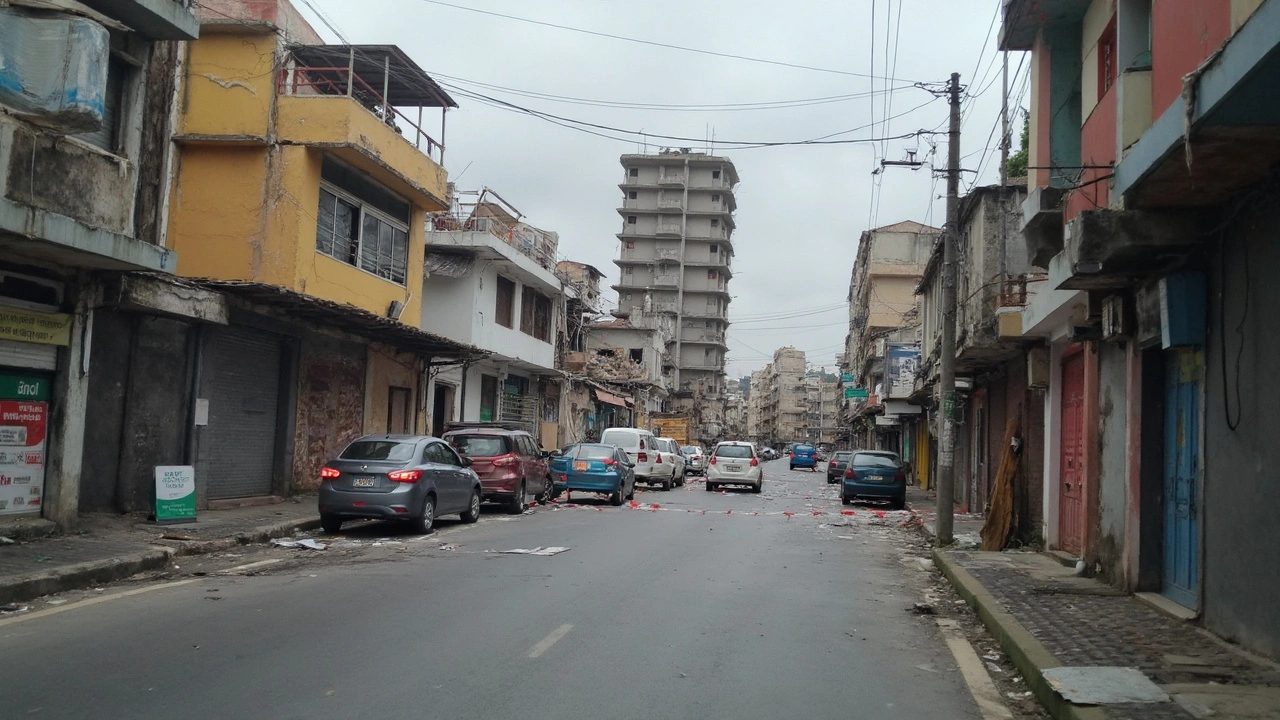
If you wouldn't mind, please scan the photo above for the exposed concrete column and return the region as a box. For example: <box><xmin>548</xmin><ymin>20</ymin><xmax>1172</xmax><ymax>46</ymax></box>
<box><xmin>44</xmin><ymin>277</ymin><xmax>94</xmax><ymax>529</ymax></box>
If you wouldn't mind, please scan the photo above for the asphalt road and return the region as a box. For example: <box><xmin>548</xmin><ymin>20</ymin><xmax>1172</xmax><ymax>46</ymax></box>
<box><xmin>0</xmin><ymin>461</ymin><xmax>984</xmax><ymax>720</ymax></box>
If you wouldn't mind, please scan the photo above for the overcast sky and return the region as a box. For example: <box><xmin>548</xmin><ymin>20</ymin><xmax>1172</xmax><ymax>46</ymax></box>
<box><xmin>302</xmin><ymin>0</ymin><xmax>1026</xmax><ymax>379</ymax></box>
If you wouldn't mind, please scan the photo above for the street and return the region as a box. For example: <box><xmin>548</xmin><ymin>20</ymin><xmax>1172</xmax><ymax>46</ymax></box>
<box><xmin>0</xmin><ymin>462</ymin><xmax>1006</xmax><ymax>720</ymax></box>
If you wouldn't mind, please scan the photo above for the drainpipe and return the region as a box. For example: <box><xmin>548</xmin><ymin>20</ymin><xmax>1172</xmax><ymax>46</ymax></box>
<box><xmin>459</xmin><ymin>360</ymin><xmax>470</xmax><ymax>421</ymax></box>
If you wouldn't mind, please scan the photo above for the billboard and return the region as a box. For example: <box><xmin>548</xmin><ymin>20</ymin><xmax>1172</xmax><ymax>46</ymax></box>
<box><xmin>885</xmin><ymin>343</ymin><xmax>921</xmax><ymax>399</ymax></box>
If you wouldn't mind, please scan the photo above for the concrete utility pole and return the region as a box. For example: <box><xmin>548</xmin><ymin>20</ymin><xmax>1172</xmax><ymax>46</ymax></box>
<box><xmin>937</xmin><ymin>72</ymin><xmax>962</xmax><ymax>547</ymax></box>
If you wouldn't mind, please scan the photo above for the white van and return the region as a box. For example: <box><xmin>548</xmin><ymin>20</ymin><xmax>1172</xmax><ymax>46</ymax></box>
<box><xmin>599</xmin><ymin>427</ymin><xmax>661</xmax><ymax>489</ymax></box>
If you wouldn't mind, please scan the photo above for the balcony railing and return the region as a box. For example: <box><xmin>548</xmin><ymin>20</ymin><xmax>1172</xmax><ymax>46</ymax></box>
<box><xmin>656</xmin><ymin>223</ymin><xmax>682</xmax><ymax>235</ymax></box>
<box><xmin>277</xmin><ymin>64</ymin><xmax>446</xmax><ymax>164</ymax></box>
<box><xmin>427</xmin><ymin>214</ymin><xmax>557</xmax><ymax>271</ymax></box>
<box><xmin>659</xmin><ymin>197</ymin><xmax>684</xmax><ymax>209</ymax></box>
<box><xmin>658</xmin><ymin>173</ymin><xmax>685</xmax><ymax>185</ymax></box>
<box><xmin>654</xmin><ymin>274</ymin><xmax>679</xmax><ymax>287</ymax></box>
<box><xmin>656</xmin><ymin>248</ymin><xmax>682</xmax><ymax>262</ymax></box>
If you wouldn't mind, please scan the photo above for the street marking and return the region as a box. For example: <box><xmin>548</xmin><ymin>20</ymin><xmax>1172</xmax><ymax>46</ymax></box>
<box><xmin>527</xmin><ymin>623</ymin><xmax>573</xmax><ymax>658</ymax></box>
<box><xmin>936</xmin><ymin>618</ymin><xmax>1014</xmax><ymax>720</ymax></box>
<box><xmin>0</xmin><ymin>580</ymin><xmax>199</xmax><ymax>628</ymax></box>
<box><xmin>220</xmin><ymin>559</ymin><xmax>282</xmax><ymax>574</ymax></box>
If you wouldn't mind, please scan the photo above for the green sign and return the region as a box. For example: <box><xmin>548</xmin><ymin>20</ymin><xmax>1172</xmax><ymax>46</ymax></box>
<box><xmin>155</xmin><ymin>465</ymin><xmax>197</xmax><ymax>523</ymax></box>
<box><xmin>942</xmin><ymin>390</ymin><xmax>957</xmax><ymax>420</ymax></box>
<box><xmin>0</xmin><ymin>372</ymin><xmax>49</xmax><ymax>401</ymax></box>
<box><xmin>840</xmin><ymin>374</ymin><xmax>854</xmax><ymax>383</ymax></box>
<box><xmin>844</xmin><ymin>387</ymin><xmax>869</xmax><ymax>399</ymax></box>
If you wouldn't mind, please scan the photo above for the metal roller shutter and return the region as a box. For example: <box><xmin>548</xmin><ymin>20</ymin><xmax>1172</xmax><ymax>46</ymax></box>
<box><xmin>500</xmin><ymin>389</ymin><xmax>538</xmax><ymax>434</ymax></box>
<box><xmin>0</xmin><ymin>339</ymin><xmax>57</xmax><ymax>371</ymax></box>
<box><xmin>200</xmin><ymin>326</ymin><xmax>283</xmax><ymax>499</ymax></box>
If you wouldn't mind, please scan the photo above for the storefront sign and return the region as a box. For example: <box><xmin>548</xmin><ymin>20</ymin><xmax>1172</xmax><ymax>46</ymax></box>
<box><xmin>886</xmin><ymin>343</ymin><xmax>921</xmax><ymax>399</ymax></box>
<box><xmin>0</xmin><ymin>307</ymin><xmax>72</xmax><ymax>346</ymax></box>
<box><xmin>844</xmin><ymin>387</ymin><xmax>869</xmax><ymax>399</ymax></box>
<box><xmin>155</xmin><ymin>466</ymin><xmax>197</xmax><ymax>523</ymax></box>
<box><xmin>0</xmin><ymin>376</ymin><xmax>47</xmax><ymax>515</ymax></box>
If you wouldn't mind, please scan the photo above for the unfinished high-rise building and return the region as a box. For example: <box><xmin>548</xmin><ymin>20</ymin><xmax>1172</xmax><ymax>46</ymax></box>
<box><xmin>613</xmin><ymin>149</ymin><xmax>738</xmax><ymax>442</ymax></box>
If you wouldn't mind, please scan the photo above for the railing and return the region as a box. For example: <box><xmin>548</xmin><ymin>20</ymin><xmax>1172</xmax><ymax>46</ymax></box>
<box><xmin>656</xmin><ymin>249</ymin><xmax>682</xmax><ymax>262</ymax></box>
<box><xmin>658</xmin><ymin>173</ymin><xmax>685</xmax><ymax>185</ymax></box>
<box><xmin>277</xmin><ymin>65</ymin><xmax>444</xmax><ymax>164</ymax></box>
<box><xmin>427</xmin><ymin>214</ymin><xmax>557</xmax><ymax>272</ymax></box>
<box><xmin>656</xmin><ymin>223</ymin><xmax>682</xmax><ymax>235</ymax></box>
<box><xmin>659</xmin><ymin>197</ymin><xmax>684</xmax><ymax>209</ymax></box>
<box><xmin>654</xmin><ymin>274</ymin><xmax>679</xmax><ymax>287</ymax></box>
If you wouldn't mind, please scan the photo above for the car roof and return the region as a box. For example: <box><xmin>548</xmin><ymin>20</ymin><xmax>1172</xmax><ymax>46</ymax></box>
<box><xmin>572</xmin><ymin>443</ymin><xmax>618</xmax><ymax>451</ymax></box>
<box><xmin>354</xmin><ymin>434</ymin><xmax>428</xmax><ymax>442</ymax></box>
<box><xmin>442</xmin><ymin>428</ymin><xmax>527</xmax><ymax>437</ymax></box>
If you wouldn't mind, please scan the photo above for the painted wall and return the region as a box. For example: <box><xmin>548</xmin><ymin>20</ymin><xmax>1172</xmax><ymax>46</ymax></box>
<box><xmin>1151</xmin><ymin>0</ymin><xmax>1231</xmax><ymax>114</ymax></box>
<box><xmin>1204</xmin><ymin>187</ymin><xmax>1280</xmax><ymax>659</ymax></box>
<box><xmin>179</xmin><ymin>33</ymin><xmax>276</xmax><ymax>140</ymax></box>
<box><xmin>363</xmin><ymin>345</ymin><xmax>420</xmax><ymax>435</ymax></box>
<box><xmin>292</xmin><ymin>333</ymin><xmax>365</xmax><ymax>492</ymax></box>
<box><xmin>1066</xmin><ymin>87</ymin><xmax>1116</xmax><ymax>222</ymax></box>
<box><xmin>1096</xmin><ymin>340</ymin><xmax>1130</xmax><ymax>585</ymax></box>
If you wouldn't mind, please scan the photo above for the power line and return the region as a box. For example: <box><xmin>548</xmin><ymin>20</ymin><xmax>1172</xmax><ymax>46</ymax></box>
<box><xmin>413</xmin><ymin>0</ymin><xmax>921</xmax><ymax>82</ymax></box>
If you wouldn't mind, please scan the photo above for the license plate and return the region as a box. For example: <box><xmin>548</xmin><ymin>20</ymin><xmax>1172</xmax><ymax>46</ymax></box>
<box><xmin>352</xmin><ymin>477</ymin><xmax>376</xmax><ymax>487</ymax></box>
<box><xmin>573</xmin><ymin>461</ymin><xmax>589</xmax><ymax>472</ymax></box>
<box><xmin>726</xmin><ymin>465</ymin><xmax>741</xmax><ymax>472</ymax></box>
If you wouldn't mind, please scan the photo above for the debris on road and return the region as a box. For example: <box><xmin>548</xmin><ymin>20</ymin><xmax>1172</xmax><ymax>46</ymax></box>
<box><xmin>160</xmin><ymin>533</ymin><xmax>196</xmax><ymax>541</ymax></box>
<box><xmin>495</xmin><ymin>547</ymin><xmax>570</xmax><ymax>556</ymax></box>
<box><xmin>1</xmin><ymin>603</ymin><xmax>30</xmax><ymax>614</ymax></box>
<box><xmin>0</xmin><ymin>536</ymin><xmax>15</xmax><ymax>545</ymax></box>
<box><xmin>270</xmin><ymin>538</ymin><xmax>327</xmax><ymax>550</ymax></box>
<box><xmin>910</xmin><ymin>602</ymin><xmax>936</xmax><ymax>615</ymax></box>
<box><xmin>438</xmin><ymin>544</ymin><xmax>460</xmax><ymax>551</ymax></box>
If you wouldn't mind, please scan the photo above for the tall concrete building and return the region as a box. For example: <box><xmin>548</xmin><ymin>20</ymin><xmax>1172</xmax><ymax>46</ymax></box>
<box><xmin>613</xmin><ymin>149</ymin><xmax>739</xmax><ymax>441</ymax></box>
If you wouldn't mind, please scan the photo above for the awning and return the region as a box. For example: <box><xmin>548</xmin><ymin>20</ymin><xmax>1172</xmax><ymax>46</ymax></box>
<box><xmin>594</xmin><ymin>389</ymin><xmax>629</xmax><ymax>408</ymax></box>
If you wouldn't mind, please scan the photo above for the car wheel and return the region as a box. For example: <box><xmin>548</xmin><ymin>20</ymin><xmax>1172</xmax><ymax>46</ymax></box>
<box><xmin>508</xmin><ymin>481</ymin><xmax>526</xmax><ymax>515</ymax></box>
<box><xmin>609</xmin><ymin>483</ymin><xmax>625</xmax><ymax>506</ymax></box>
<box><xmin>626</xmin><ymin>482</ymin><xmax>635</xmax><ymax>500</ymax></box>
<box><xmin>890</xmin><ymin>497</ymin><xmax>906</xmax><ymax>511</ymax></box>
<box><xmin>460</xmin><ymin>489</ymin><xmax>481</xmax><ymax>523</ymax></box>
<box><xmin>320</xmin><ymin>514</ymin><xmax>343</xmax><ymax>534</ymax></box>
<box><xmin>789</xmin><ymin>464</ymin><xmax>795</xmax><ymax>471</ymax></box>
<box><xmin>537</xmin><ymin>477</ymin><xmax>553</xmax><ymax>506</ymax></box>
<box><xmin>410</xmin><ymin>494</ymin><xmax>436</xmax><ymax>534</ymax></box>
<box><xmin>675</xmin><ymin>471</ymin><xmax>685</xmax><ymax>487</ymax></box>
<box><xmin>661</xmin><ymin>475</ymin><xmax>672</xmax><ymax>491</ymax></box>
<box><xmin>752</xmin><ymin>482</ymin><xmax>762</xmax><ymax>494</ymax></box>
<box><xmin>705</xmin><ymin>481</ymin><xmax>715</xmax><ymax>491</ymax></box>
<box><xmin>841</xmin><ymin>495</ymin><xmax>852</xmax><ymax>506</ymax></box>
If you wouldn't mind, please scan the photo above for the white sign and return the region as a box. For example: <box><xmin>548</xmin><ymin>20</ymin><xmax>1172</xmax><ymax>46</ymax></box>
<box><xmin>155</xmin><ymin>465</ymin><xmax>196</xmax><ymax>522</ymax></box>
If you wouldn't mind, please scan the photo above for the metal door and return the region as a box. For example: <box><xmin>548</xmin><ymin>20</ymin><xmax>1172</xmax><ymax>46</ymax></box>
<box><xmin>200</xmin><ymin>326</ymin><xmax>283</xmax><ymax>499</ymax></box>
<box><xmin>1058</xmin><ymin>349</ymin><xmax>1086</xmax><ymax>555</ymax></box>
<box><xmin>1162</xmin><ymin>349</ymin><xmax>1200</xmax><ymax>609</ymax></box>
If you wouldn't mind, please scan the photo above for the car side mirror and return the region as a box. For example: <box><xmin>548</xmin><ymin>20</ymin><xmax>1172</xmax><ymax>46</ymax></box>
<box><xmin>542</xmin><ymin>450</ymin><xmax>552</xmax><ymax>458</ymax></box>
<box><xmin>461</xmin><ymin>457</ymin><xmax>474</xmax><ymax>467</ymax></box>
<box><xmin>550</xmin><ymin>449</ymin><xmax>563</xmax><ymax>457</ymax></box>
<box><xmin>626</xmin><ymin>461</ymin><xmax>636</xmax><ymax>468</ymax></box>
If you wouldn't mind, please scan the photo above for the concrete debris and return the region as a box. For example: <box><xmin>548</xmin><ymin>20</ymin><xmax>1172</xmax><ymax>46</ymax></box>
<box><xmin>1042</xmin><ymin>666</ymin><xmax>1170</xmax><ymax>705</ymax></box>
<box><xmin>437</xmin><ymin>544</ymin><xmax>460</xmax><ymax>551</ymax></box>
<box><xmin>270</xmin><ymin>538</ymin><xmax>327</xmax><ymax>551</ymax></box>
<box><xmin>0</xmin><ymin>536</ymin><xmax>14</xmax><ymax>544</ymax></box>
<box><xmin>986</xmin><ymin>661</ymin><xmax>1005</xmax><ymax>674</ymax></box>
<box><xmin>910</xmin><ymin>602</ymin><xmax>935</xmax><ymax>615</ymax></box>
<box><xmin>0</xmin><ymin>603</ymin><xmax>30</xmax><ymax>614</ymax></box>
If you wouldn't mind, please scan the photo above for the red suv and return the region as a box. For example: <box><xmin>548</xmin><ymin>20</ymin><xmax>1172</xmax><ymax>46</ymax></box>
<box><xmin>443</xmin><ymin>426</ymin><xmax>552</xmax><ymax>514</ymax></box>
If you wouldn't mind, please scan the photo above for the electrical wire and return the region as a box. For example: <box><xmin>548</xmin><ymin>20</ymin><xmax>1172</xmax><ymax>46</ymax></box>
<box><xmin>412</xmin><ymin>0</ymin><xmax>922</xmax><ymax>82</ymax></box>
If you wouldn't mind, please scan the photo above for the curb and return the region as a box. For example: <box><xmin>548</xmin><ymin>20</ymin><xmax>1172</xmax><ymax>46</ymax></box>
<box><xmin>932</xmin><ymin>548</ymin><xmax>1111</xmax><ymax>720</ymax></box>
<box><xmin>0</xmin><ymin>517</ymin><xmax>321</xmax><ymax>606</ymax></box>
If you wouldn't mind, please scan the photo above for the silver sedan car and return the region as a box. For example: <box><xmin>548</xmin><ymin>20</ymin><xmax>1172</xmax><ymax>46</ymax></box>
<box><xmin>705</xmin><ymin>441</ymin><xmax>763</xmax><ymax>493</ymax></box>
<box><xmin>318</xmin><ymin>435</ymin><xmax>483</xmax><ymax>534</ymax></box>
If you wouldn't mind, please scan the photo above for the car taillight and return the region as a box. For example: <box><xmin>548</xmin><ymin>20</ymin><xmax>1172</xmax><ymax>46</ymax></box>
<box><xmin>896</xmin><ymin>468</ymin><xmax>906</xmax><ymax>482</ymax></box>
<box><xmin>388</xmin><ymin>470</ymin><xmax>422</xmax><ymax>483</ymax></box>
<box><xmin>845</xmin><ymin>467</ymin><xmax>854</xmax><ymax>478</ymax></box>
<box><xmin>750</xmin><ymin>458</ymin><xmax>759</xmax><ymax>467</ymax></box>
<box><xmin>320</xmin><ymin>467</ymin><xmax>340</xmax><ymax>479</ymax></box>
<box><xmin>790</xmin><ymin>452</ymin><xmax>796</xmax><ymax>459</ymax></box>
<box><xmin>655</xmin><ymin>454</ymin><xmax>663</xmax><ymax>463</ymax></box>
<box><xmin>829</xmin><ymin>460</ymin><xmax>837</xmax><ymax>467</ymax></box>
<box><xmin>709</xmin><ymin>456</ymin><xmax>717</xmax><ymax>465</ymax></box>
<box><xmin>493</xmin><ymin>456</ymin><xmax>518</xmax><ymax>468</ymax></box>
<box><xmin>637</xmin><ymin>452</ymin><xmax>648</xmax><ymax>462</ymax></box>
<box><xmin>603</xmin><ymin>458</ymin><xmax>617</xmax><ymax>466</ymax></box>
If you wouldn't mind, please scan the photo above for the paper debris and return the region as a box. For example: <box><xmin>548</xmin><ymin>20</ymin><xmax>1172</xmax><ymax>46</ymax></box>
<box><xmin>271</xmin><ymin>538</ymin><xmax>327</xmax><ymax>550</ymax></box>
<box><xmin>438</xmin><ymin>544</ymin><xmax>460</xmax><ymax>551</ymax></box>
<box><xmin>498</xmin><ymin>547</ymin><xmax>570</xmax><ymax>556</ymax></box>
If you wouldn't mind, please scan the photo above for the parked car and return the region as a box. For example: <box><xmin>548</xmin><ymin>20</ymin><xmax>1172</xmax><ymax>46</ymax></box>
<box><xmin>789</xmin><ymin>443</ymin><xmax>818</xmax><ymax>471</ymax></box>
<box><xmin>655</xmin><ymin>437</ymin><xmax>687</xmax><ymax>486</ymax></box>
<box><xmin>826</xmin><ymin>450</ymin><xmax>855</xmax><ymax>484</ymax></box>
<box><xmin>318</xmin><ymin>435</ymin><xmax>482</xmax><ymax>534</ymax></box>
<box><xmin>443</xmin><ymin>427</ymin><xmax>552</xmax><ymax>514</ymax></box>
<box><xmin>841</xmin><ymin>450</ymin><xmax>907</xmax><ymax>510</ymax></box>
<box><xmin>706</xmin><ymin>441</ymin><xmax>763</xmax><ymax>493</ymax></box>
<box><xmin>599</xmin><ymin>427</ymin><xmax>663</xmax><ymax>489</ymax></box>
<box><xmin>760</xmin><ymin>447</ymin><xmax>778</xmax><ymax>461</ymax></box>
<box><xmin>816</xmin><ymin>449</ymin><xmax>829</xmax><ymax>463</ymax></box>
<box><xmin>549</xmin><ymin>443</ymin><xmax>636</xmax><ymax>505</ymax></box>
<box><xmin>681</xmin><ymin>445</ymin><xmax>707</xmax><ymax>475</ymax></box>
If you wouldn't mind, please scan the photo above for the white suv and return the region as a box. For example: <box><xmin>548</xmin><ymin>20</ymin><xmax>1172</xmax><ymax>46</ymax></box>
<box><xmin>600</xmin><ymin>428</ymin><xmax>662</xmax><ymax>488</ymax></box>
<box><xmin>706</xmin><ymin>441</ymin><xmax>763</xmax><ymax>493</ymax></box>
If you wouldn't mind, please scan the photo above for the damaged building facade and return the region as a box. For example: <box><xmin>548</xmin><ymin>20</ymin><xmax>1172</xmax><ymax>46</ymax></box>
<box><xmin>1001</xmin><ymin>0</ymin><xmax>1280</xmax><ymax>658</ymax></box>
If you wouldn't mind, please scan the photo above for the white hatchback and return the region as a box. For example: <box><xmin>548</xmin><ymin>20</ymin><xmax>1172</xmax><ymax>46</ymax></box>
<box><xmin>705</xmin><ymin>441</ymin><xmax>763</xmax><ymax>493</ymax></box>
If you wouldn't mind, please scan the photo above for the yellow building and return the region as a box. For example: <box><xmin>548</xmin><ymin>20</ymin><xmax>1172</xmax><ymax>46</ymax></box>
<box><xmin>159</xmin><ymin>0</ymin><xmax>482</xmax><ymax>501</ymax></box>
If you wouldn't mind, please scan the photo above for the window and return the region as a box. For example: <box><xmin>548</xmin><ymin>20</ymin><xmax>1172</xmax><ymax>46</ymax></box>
<box><xmin>625</xmin><ymin>240</ymin><xmax>635</xmax><ymax>249</ymax></box>
<box><xmin>712</xmin><ymin>170</ymin><xmax>721</xmax><ymax>179</ymax></box>
<box><xmin>627</xmin><ymin>215</ymin><xmax>637</xmax><ymax>224</ymax></box>
<box><xmin>451</xmin><ymin>435</ymin><xmax>508</xmax><ymax>457</ymax></box>
<box><xmin>710</xmin><ymin>244</ymin><xmax>719</xmax><ymax>254</ymax></box>
<box><xmin>496</xmin><ymin>276</ymin><xmax>515</xmax><ymax>328</ymax></box>
<box><xmin>342</xmin><ymin>440</ymin><xmax>417</xmax><ymax>461</ymax></box>
<box><xmin>624</xmin><ymin>266</ymin><xmax>633</xmax><ymax>275</ymax></box>
<box><xmin>480</xmin><ymin>375</ymin><xmax>498</xmax><ymax>422</ymax></box>
<box><xmin>520</xmin><ymin>287</ymin><xmax>553</xmax><ymax>342</ymax></box>
<box><xmin>708</xmin><ymin>270</ymin><xmax>718</xmax><ymax>279</ymax></box>
<box><xmin>628</xmin><ymin>191</ymin><xmax>637</xmax><ymax>199</ymax></box>
<box><xmin>711</xmin><ymin>194</ymin><xmax>720</xmax><ymax>202</ymax></box>
<box><xmin>426</xmin><ymin>442</ymin><xmax>462</xmax><ymax>466</ymax></box>
<box><xmin>1098</xmin><ymin>17</ymin><xmax>1118</xmax><ymax>99</ymax></box>
<box><xmin>711</xmin><ymin>219</ymin><xmax>719</xmax><ymax>227</ymax></box>
<box><xmin>75</xmin><ymin>55</ymin><xmax>129</xmax><ymax>152</ymax></box>
<box><xmin>316</xmin><ymin>159</ymin><xmax>411</xmax><ymax>285</ymax></box>
<box><xmin>629</xmin><ymin>348</ymin><xmax>644</xmax><ymax>363</ymax></box>
<box><xmin>629</xmin><ymin>167</ymin><xmax>639</xmax><ymax>177</ymax></box>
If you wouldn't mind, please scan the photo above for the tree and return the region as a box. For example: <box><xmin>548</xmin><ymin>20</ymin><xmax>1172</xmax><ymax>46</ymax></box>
<box><xmin>1005</xmin><ymin>111</ymin><xmax>1030</xmax><ymax>179</ymax></box>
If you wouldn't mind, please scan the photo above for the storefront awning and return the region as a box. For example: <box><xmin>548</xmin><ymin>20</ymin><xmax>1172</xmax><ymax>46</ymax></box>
<box><xmin>594</xmin><ymin>389</ymin><xmax>629</xmax><ymax>408</ymax></box>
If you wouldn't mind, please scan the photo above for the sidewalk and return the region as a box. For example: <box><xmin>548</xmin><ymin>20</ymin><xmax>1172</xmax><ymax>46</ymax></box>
<box><xmin>912</xmin><ymin>492</ymin><xmax>1280</xmax><ymax>720</ymax></box>
<box><xmin>0</xmin><ymin>499</ymin><xmax>320</xmax><ymax>606</ymax></box>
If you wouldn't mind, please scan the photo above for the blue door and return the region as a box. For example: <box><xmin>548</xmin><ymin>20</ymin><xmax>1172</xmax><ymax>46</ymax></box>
<box><xmin>1162</xmin><ymin>349</ymin><xmax>1200</xmax><ymax>609</ymax></box>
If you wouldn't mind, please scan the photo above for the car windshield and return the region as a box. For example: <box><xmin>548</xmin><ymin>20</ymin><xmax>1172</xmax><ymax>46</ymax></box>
<box><xmin>835</xmin><ymin>452</ymin><xmax>854</xmax><ymax>461</ymax></box>
<box><xmin>340</xmin><ymin>440</ymin><xmax>416</xmax><ymax>462</ymax></box>
<box><xmin>715</xmin><ymin>445</ymin><xmax>753</xmax><ymax>459</ymax></box>
<box><xmin>794</xmin><ymin>444</ymin><xmax>815</xmax><ymax>453</ymax></box>
<box><xmin>853</xmin><ymin>452</ymin><xmax>899</xmax><ymax>467</ymax></box>
<box><xmin>450</xmin><ymin>435</ymin><xmax>509</xmax><ymax>457</ymax></box>
<box><xmin>600</xmin><ymin>431</ymin><xmax>640</xmax><ymax>449</ymax></box>
<box><xmin>576</xmin><ymin>445</ymin><xmax>616</xmax><ymax>460</ymax></box>
<box><xmin>681</xmin><ymin>446</ymin><xmax>700</xmax><ymax>454</ymax></box>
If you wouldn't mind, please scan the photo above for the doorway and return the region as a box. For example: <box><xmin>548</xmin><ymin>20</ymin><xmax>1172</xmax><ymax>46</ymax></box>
<box><xmin>432</xmin><ymin>383</ymin><xmax>455</xmax><ymax>438</ymax></box>
<box><xmin>1162</xmin><ymin>348</ymin><xmax>1201</xmax><ymax>609</ymax></box>
<box><xmin>1058</xmin><ymin>346</ymin><xmax>1086</xmax><ymax>556</ymax></box>
<box><xmin>387</xmin><ymin>386</ymin><xmax>411</xmax><ymax>434</ymax></box>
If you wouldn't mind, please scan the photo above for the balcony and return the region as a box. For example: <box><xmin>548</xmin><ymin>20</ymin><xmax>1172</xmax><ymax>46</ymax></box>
<box><xmin>656</xmin><ymin>248</ymin><xmax>682</xmax><ymax>262</ymax></box>
<box><xmin>658</xmin><ymin>173</ymin><xmax>686</xmax><ymax>186</ymax></box>
<box><xmin>1054</xmin><ymin>209</ymin><xmax>1203</xmax><ymax>291</ymax></box>
<box><xmin>271</xmin><ymin>45</ymin><xmax>455</xmax><ymax>209</ymax></box>
<box><xmin>654</xmin><ymin>274</ymin><xmax>679</xmax><ymax>287</ymax></box>
<box><xmin>659</xmin><ymin>196</ymin><xmax>684</xmax><ymax>209</ymax></box>
<box><xmin>655</xmin><ymin>222</ymin><xmax>683</xmax><ymax>236</ymax></box>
